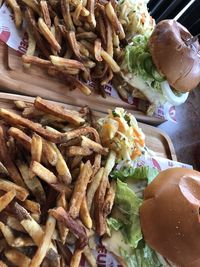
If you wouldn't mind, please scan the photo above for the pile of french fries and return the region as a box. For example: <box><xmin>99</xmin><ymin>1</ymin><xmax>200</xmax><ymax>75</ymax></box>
<box><xmin>0</xmin><ymin>96</ymin><xmax>117</xmax><ymax>267</ymax></box>
<box><xmin>6</xmin><ymin>0</ymin><xmax>125</xmax><ymax>97</ymax></box>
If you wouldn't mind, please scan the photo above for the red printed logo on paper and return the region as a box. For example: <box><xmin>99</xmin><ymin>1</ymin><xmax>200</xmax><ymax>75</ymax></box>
<box><xmin>0</xmin><ymin>26</ymin><xmax>10</xmax><ymax>43</ymax></box>
<box><xmin>152</xmin><ymin>158</ymin><xmax>161</xmax><ymax>171</ymax></box>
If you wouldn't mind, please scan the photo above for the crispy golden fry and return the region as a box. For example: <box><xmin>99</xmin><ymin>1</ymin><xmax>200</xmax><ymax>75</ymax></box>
<box><xmin>17</xmin><ymin>160</ymin><xmax>46</xmax><ymax>204</ymax></box>
<box><xmin>0</xmin><ymin>126</ymin><xmax>25</xmax><ymax>187</ymax></box>
<box><xmin>22</xmin><ymin>55</ymin><xmax>52</xmax><ymax>68</ymax></box>
<box><xmin>6</xmin><ymin>216</ymin><xmax>26</xmax><ymax>233</ymax></box>
<box><xmin>50</xmin><ymin>207</ymin><xmax>88</xmax><ymax>248</ymax></box>
<box><xmin>70</xmin><ymin>248</ymin><xmax>83</xmax><ymax>267</ymax></box>
<box><xmin>76</xmin><ymin>32</ymin><xmax>97</xmax><ymax>40</ymax></box>
<box><xmin>87</xmin><ymin>0</ymin><xmax>96</xmax><ymax>28</ymax></box>
<box><xmin>42</xmin><ymin>139</ymin><xmax>58</xmax><ymax>165</ymax></box>
<box><xmin>57</xmin><ymin>193</ymin><xmax>69</xmax><ymax>244</ymax></box>
<box><xmin>97</xmin><ymin>13</ymin><xmax>106</xmax><ymax>46</ymax></box>
<box><xmin>66</xmin><ymin>146</ymin><xmax>92</xmax><ymax>157</ymax></box>
<box><xmin>0</xmin><ymin>179</ymin><xmax>28</xmax><ymax>201</ymax></box>
<box><xmin>6</xmin><ymin>0</ymin><xmax>22</xmax><ymax>28</ymax></box>
<box><xmin>78</xmin><ymin>42</ymin><xmax>90</xmax><ymax>58</ymax></box>
<box><xmin>100</xmin><ymin>50</ymin><xmax>120</xmax><ymax>73</ymax></box>
<box><xmin>23</xmin><ymin>29</ymin><xmax>36</xmax><ymax>69</ymax></box>
<box><xmin>61</xmin><ymin>0</ymin><xmax>75</xmax><ymax>31</ymax></box>
<box><xmin>103</xmin><ymin>180</ymin><xmax>116</xmax><ymax>216</ymax></box>
<box><xmin>71</xmin><ymin>155</ymin><xmax>83</xmax><ymax>169</ymax></box>
<box><xmin>0</xmin><ymin>108</ymin><xmax>62</xmax><ymax>143</ymax></box>
<box><xmin>54</xmin><ymin>16</ymin><xmax>62</xmax><ymax>46</ymax></box>
<box><xmin>105</xmin><ymin>2</ymin><xmax>125</xmax><ymax>40</ymax></box>
<box><xmin>94</xmin><ymin>38</ymin><xmax>102</xmax><ymax>62</ymax></box>
<box><xmin>12</xmin><ymin>236</ymin><xmax>35</xmax><ymax>247</ymax></box>
<box><xmin>79</xmin><ymin>40</ymin><xmax>94</xmax><ymax>56</ymax></box>
<box><xmin>31</xmin><ymin>133</ymin><xmax>43</xmax><ymax>162</ymax></box>
<box><xmin>29</xmin><ymin>215</ymin><xmax>56</xmax><ymax>267</ymax></box>
<box><xmin>69</xmin><ymin>160</ymin><xmax>93</xmax><ymax>218</ymax></box>
<box><xmin>38</xmin><ymin>17</ymin><xmax>61</xmax><ymax>52</ymax></box>
<box><xmin>21</xmin><ymin>0</ymin><xmax>41</xmax><ymax>15</ymax></box>
<box><xmin>8</xmin><ymin>127</ymin><xmax>31</xmax><ymax>151</ymax></box>
<box><xmin>50</xmin><ymin>55</ymin><xmax>86</xmax><ymax>72</ymax></box>
<box><xmin>22</xmin><ymin>106</ymin><xmax>45</xmax><ymax>118</ymax></box>
<box><xmin>14</xmin><ymin>100</ymin><xmax>32</xmax><ymax>110</ymax></box>
<box><xmin>4</xmin><ymin>249</ymin><xmax>31</xmax><ymax>267</ymax></box>
<box><xmin>95</xmin><ymin>151</ymin><xmax>116</xmax><ymax>235</ymax></box>
<box><xmin>40</xmin><ymin>0</ymin><xmax>51</xmax><ymax>29</ymax></box>
<box><xmin>106</xmin><ymin>19</ymin><xmax>113</xmax><ymax>57</ymax></box>
<box><xmin>81</xmin><ymin>135</ymin><xmax>108</xmax><ymax>155</ymax></box>
<box><xmin>0</xmin><ymin>190</ymin><xmax>16</xmax><ymax>212</ymax></box>
<box><xmin>86</xmin><ymin>167</ymin><xmax>104</xmax><ymax>210</ymax></box>
<box><xmin>80</xmin><ymin>197</ymin><xmax>92</xmax><ymax>229</ymax></box>
<box><xmin>31</xmin><ymin>161</ymin><xmax>57</xmax><ymax>184</ymax></box>
<box><xmin>72</xmin><ymin>2</ymin><xmax>83</xmax><ymax>26</ymax></box>
<box><xmin>35</xmin><ymin>96</ymin><xmax>85</xmax><ymax>126</ymax></box>
<box><xmin>0</xmin><ymin>222</ymin><xmax>15</xmax><ymax>246</ymax></box>
<box><xmin>22</xmin><ymin>199</ymin><xmax>41</xmax><ymax>214</ymax></box>
<box><xmin>63</xmin><ymin>126</ymin><xmax>100</xmax><ymax>143</ymax></box>
<box><xmin>83</xmin><ymin>246</ymin><xmax>97</xmax><ymax>267</ymax></box>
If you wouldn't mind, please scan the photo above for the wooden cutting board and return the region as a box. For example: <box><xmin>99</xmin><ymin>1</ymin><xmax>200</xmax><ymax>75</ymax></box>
<box><xmin>0</xmin><ymin>93</ymin><xmax>177</xmax><ymax>160</ymax></box>
<box><xmin>0</xmin><ymin>43</ymin><xmax>164</xmax><ymax>125</ymax></box>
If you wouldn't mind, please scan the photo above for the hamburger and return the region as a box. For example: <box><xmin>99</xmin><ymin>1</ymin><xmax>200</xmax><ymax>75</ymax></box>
<box><xmin>120</xmin><ymin>19</ymin><xmax>200</xmax><ymax>112</ymax></box>
<box><xmin>140</xmin><ymin>167</ymin><xmax>200</xmax><ymax>267</ymax></box>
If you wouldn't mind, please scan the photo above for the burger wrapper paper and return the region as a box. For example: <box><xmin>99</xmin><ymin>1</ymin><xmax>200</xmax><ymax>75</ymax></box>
<box><xmin>0</xmin><ymin>3</ymin><xmax>176</xmax><ymax>123</ymax></box>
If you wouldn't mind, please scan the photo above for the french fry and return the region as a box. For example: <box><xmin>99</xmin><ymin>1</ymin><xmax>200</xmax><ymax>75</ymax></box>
<box><xmin>40</xmin><ymin>0</ymin><xmax>51</xmax><ymax>29</ymax></box>
<box><xmin>0</xmin><ymin>179</ymin><xmax>28</xmax><ymax>201</ymax></box>
<box><xmin>83</xmin><ymin>246</ymin><xmax>97</xmax><ymax>267</ymax></box>
<box><xmin>21</xmin><ymin>0</ymin><xmax>41</xmax><ymax>15</ymax></box>
<box><xmin>100</xmin><ymin>50</ymin><xmax>120</xmax><ymax>73</ymax></box>
<box><xmin>17</xmin><ymin>160</ymin><xmax>46</xmax><ymax>204</ymax></box>
<box><xmin>70</xmin><ymin>248</ymin><xmax>83</xmax><ymax>267</ymax></box>
<box><xmin>22</xmin><ymin>55</ymin><xmax>52</xmax><ymax>68</ymax></box>
<box><xmin>23</xmin><ymin>29</ymin><xmax>36</xmax><ymax>68</ymax></box>
<box><xmin>29</xmin><ymin>215</ymin><xmax>56</xmax><ymax>267</ymax></box>
<box><xmin>22</xmin><ymin>199</ymin><xmax>41</xmax><ymax>214</ymax></box>
<box><xmin>6</xmin><ymin>216</ymin><xmax>26</xmax><ymax>233</ymax></box>
<box><xmin>76</xmin><ymin>32</ymin><xmax>97</xmax><ymax>40</ymax></box>
<box><xmin>12</xmin><ymin>236</ymin><xmax>35</xmax><ymax>247</ymax></box>
<box><xmin>38</xmin><ymin>17</ymin><xmax>61</xmax><ymax>52</ymax></box>
<box><xmin>103</xmin><ymin>180</ymin><xmax>116</xmax><ymax>216</ymax></box>
<box><xmin>14</xmin><ymin>100</ymin><xmax>32</xmax><ymax>110</ymax></box>
<box><xmin>63</xmin><ymin>127</ymin><xmax>100</xmax><ymax>143</ymax></box>
<box><xmin>22</xmin><ymin>106</ymin><xmax>45</xmax><ymax>118</ymax></box>
<box><xmin>61</xmin><ymin>0</ymin><xmax>75</xmax><ymax>31</ymax></box>
<box><xmin>80</xmin><ymin>197</ymin><xmax>92</xmax><ymax>229</ymax></box>
<box><xmin>0</xmin><ymin>261</ymin><xmax>7</xmax><ymax>267</ymax></box>
<box><xmin>31</xmin><ymin>133</ymin><xmax>43</xmax><ymax>162</ymax></box>
<box><xmin>42</xmin><ymin>139</ymin><xmax>58</xmax><ymax>166</ymax></box>
<box><xmin>0</xmin><ymin>222</ymin><xmax>15</xmax><ymax>246</ymax></box>
<box><xmin>8</xmin><ymin>127</ymin><xmax>32</xmax><ymax>151</ymax></box>
<box><xmin>81</xmin><ymin>135</ymin><xmax>109</xmax><ymax>155</ymax></box>
<box><xmin>34</xmin><ymin>96</ymin><xmax>85</xmax><ymax>126</ymax></box>
<box><xmin>70</xmin><ymin>155</ymin><xmax>83</xmax><ymax>169</ymax></box>
<box><xmin>4</xmin><ymin>249</ymin><xmax>31</xmax><ymax>267</ymax></box>
<box><xmin>50</xmin><ymin>207</ymin><xmax>88</xmax><ymax>249</ymax></box>
<box><xmin>66</xmin><ymin>146</ymin><xmax>92</xmax><ymax>157</ymax></box>
<box><xmin>105</xmin><ymin>2</ymin><xmax>125</xmax><ymax>40</ymax></box>
<box><xmin>0</xmin><ymin>126</ymin><xmax>25</xmax><ymax>187</ymax></box>
<box><xmin>50</xmin><ymin>55</ymin><xmax>86</xmax><ymax>72</ymax></box>
<box><xmin>0</xmin><ymin>190</ymin><xmax>16</xmax><ymax>212</ymax></box>
<box><xmin>87</xmin><ymin>0</ymin><xmax>96</xmax><ymax>28</ymax></box>
<box><xmin>69</xmin><ymin>160</ymin><xmax>93</xmax><ymax>218</ymax></box>
<box><xmin>57</xmin><ymin>192</ymin><xmax>69</xmax><ymax>244</ymax></box>
<box><xmin>65</xmin><ymin>30</ymin><xmax>84</xmax><ymax>61</ymax></box>
<box><xmin>94</xmin><ymin>39</ymin><xmax>102</xmax><ymax>62</ymax></box>
<box><xmin>6</xmin><ymin>0</ymin><xmax>22</xmax><ymax>28</ymax></box>
<box><xmin>95</xmin><ymin>151</ymin><xmax>116</xmax><ymax>235</ymax></box>
<box><xmin>101</xmin><ymin>68</ymin><xmax>113</xmax><ymax>86</ymax></box>
<box><xmin>86</xmin><ymin>167</ymin><xmax>104</xmax><ymax>210</ymax></box>
<box><xmin>31</xmin><ymin>161</ymin><xmax>58</xmax><ymax>184</ymax></box>
<box><xmin>72</xmin><ymin>2</ymin><xmax>83</xmax><ymax>26</ymax></box>
<box><xmin>0</xmin><ymin>108</ymin><xmax>62</xmax><ymax>143</ymax></box>
<box><xmin>106</xmin><ymin>19</ymin><xmax>114</xmax><ymax>57</ymax></box>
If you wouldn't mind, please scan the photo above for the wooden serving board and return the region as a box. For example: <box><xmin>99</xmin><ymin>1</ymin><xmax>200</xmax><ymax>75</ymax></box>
<box><xmin>0</xmin><ymin>93</ymin><xmax>177</xmax><ymax>161</ymax></box>
<box><xmin>0</xmin><ymin>43</ymin><xmax>164</xmax><ymax>125</ymax></box>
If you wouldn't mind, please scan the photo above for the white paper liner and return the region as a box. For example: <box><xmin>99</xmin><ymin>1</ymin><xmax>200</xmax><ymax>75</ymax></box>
<box><xmin>0</xmin><ymin>2</ymin><xmax>177</xmax><ymax>122</ymax></box>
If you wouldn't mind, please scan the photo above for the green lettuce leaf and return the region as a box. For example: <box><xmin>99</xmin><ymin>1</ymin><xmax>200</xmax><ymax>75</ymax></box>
<box><xmin>107</xmin><ymin>217</ymin><xmax>123</xmax><ymax>231</ymax></box>
<box><xmin>115</xmin><ymin>179</ymin><xmax>142</xmax><ymax>248</ymax></box>
<box><xmin>111</xmin><ymin>166</ymin><xmax>159</xmax><ymax>184</ymax></box>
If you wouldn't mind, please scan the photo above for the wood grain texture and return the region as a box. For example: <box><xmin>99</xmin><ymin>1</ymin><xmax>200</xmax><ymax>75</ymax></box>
<box><xmin>0</xmin><ymin>43</ymin><xmax>164</xmax><ymax>125</ymax></box>
<box><xmin>0</xmin><ymin>92</ymin><xmax>176</xmax><ymax>160</ymax></box>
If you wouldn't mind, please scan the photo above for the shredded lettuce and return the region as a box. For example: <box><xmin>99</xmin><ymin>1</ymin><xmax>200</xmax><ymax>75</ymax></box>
<box><xmin>111</xmin><ymin>166</ymin><xmax>159</xmax><ymax>184</ymax></box>
<box><xmin>115</xmin><ymin>179</ymin><xmax>142</xmax><ymax>248</ymax></box>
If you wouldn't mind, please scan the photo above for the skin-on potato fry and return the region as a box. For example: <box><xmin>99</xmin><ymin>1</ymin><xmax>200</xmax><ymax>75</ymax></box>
<box><xmin>87</xmin><ymin>0</ymin><xmax>96</xmax><ymax>28</ymax></box>
<box><xmin>105</xmin><ymin>1</ymin><xmax>125</xmax><ymax>40</ymax></box>
<box><xmin>38</xmin><ymin>17</ymin><xmax>61</xmax><ymax>52</ymax></box>
<box><xmin>4</xmin><ymin>249</ymin><xmax>31</xmax><ymax>267</ymax></box>
<box><xmin>6</xmin><ymin>0</ymin><xmax>22</xmax><ymax>28</ymax></box>
<box><xmin>106</xmin><ymin>19</ymin><xmax>114</xmax><ymax>57</ymax></box>
<box><xmin>6</xmin><ymin>216</ymin><xmax>26</xmax><ymax>233</ymax></box>
<box><xmin>80</xmin><ymin>196</ymin><xmax>92</xmax><ymax>229</ymax></box>
<box><xmin>21</xmin><ymin>0</ymin><xmax>41</xmax><ymax>15</ymax></box>
<box><xmin>22</xmin><ymin>55</ymin><xmax>52</xmax><ymax>68</ymax></box>
<box><xmin>76</xmin><ymin>32</ymin><xmax>97</xmax><ymax>40</ymax></box>
<box><xmin>22</xmin><ymin>199</ymin><xmax>41</xmax><ymax>214</ymax></box>
<box><xmin>70</xmin><ymin>248</ymin><xmax>83</xmax><ymax>267</ymax></box>
<box><xmin>81</xmin><ymin>135</ymin><xmax>109</xmax><ymax>155</ymax></box>
<box><xmin>50</xmin><ymin>207</ymin><xmax>88</xmax><ymax>249</ymax></box>
<box><xmin>0</xmin><ymin>190</ymin><xmax>16</xmax><ymax>213</ymax></box>
<box><xmin>94</xmin><ymin>151</ymin><xmax>116</xmax><ymax>235</ymax></box>
<box><xmin>34</xmin><ymin>96</ymin><xmax>85</xmax><ymax>126</ymax></box>
<box><xmin>100</xmin><ymin>50</ymin><xmax>120</xmax><ymax>73</ymax></box>
<box><xmin>29</xmin><ymin>215</ymin><xmax>56</xmax><ymax>267</ymax></box>
<box><xmin>61</xmin><ymin>0</ymin><xmax>75</xmax><ymax>31</ymax></box>
<box><xmin>0</xmin><ymin>108</ymin><xmax>62</xmax><ymax>143</ymax></box>
<box><xmin>66</xmin><ymin>146</ymin><xmax>92</xmax><ymax>157</ymax></box>
<box><xmin>31</xmin><ymin>133</ymin><xmax>43</xmax><ymax>163</ymax></box>
<box><xmin>69</xmin><ymin>160</ymin><xmax>93</xmax><ymax>218</ymax></box>
<box><xmin>40</xmin><ymin>0</ymin><xmax>51</xmax><ymax>29</ymax></box>
<box><xmin>103</xmin><ymin>180</ymin><xmax>116</xmax><ymax>217</ymax></box>
<box><xmin>94</xmin><ymin>39</ymin><xmax>102</xmax><ymax>62</ymax></box>
<box><xmin>57</xmin><ymin>192</ymin><xmax>69</xmax><ymax>244</ymax></box>
<box><xmin>42</xmin><ymin>139</ymin><xmax>58</xmax><ymax>166</ymax></box>
<box><xmin>0</xmin><ymin>126</ymin><xmax>25</xmax><ymax>187</ymax></box>
<box><xmin>23</xmin><ymin>29</ymin><xmax>36</xmax><ymax>69</ymax></box>
<box><xmin>31</xmin><ymin>161</ymin><xmax>57</xmax><ymax>184</ymax></box>
<box><xmin>50</xmin><ymin>55</ymin><xmax>86</xmax><ymax>72</ymax></box>
<box><xmin>8</xmin><ymin>127</ymin><xmax>32</xmax><ymax>151</ymax></box>
<box><xmin>72</xmin><ymin>2</ymin><xmax>83</xmax><ymax>26</ymax></box>
<box><xmin>0</xmin><ymin>179</ymin><xmax>28</xmax><ymax>201</ymax></box>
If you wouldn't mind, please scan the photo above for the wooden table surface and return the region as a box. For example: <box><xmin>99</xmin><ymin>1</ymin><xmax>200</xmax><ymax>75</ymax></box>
<box><xmin>158</xmin><ymin>88</ymin><xmax>200</xmax><ymax>170</ymax></box>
